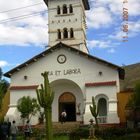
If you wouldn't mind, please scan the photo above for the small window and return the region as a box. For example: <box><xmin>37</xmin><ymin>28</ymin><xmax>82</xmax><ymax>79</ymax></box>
<box><xmin>70</xmin><ymin>28</ymin><xmax>74</xmax><ymax>38</ymax></box>
<box><xmin>63</xmin><ymin>4</ymin><xmax>67</xmax><ymax>14</ymax></box>
<box><xmin>63</xmin><ymin>28</ymin><xmax>68</xmax><ymax>38</ymax></box>
<box><xmin>69</xmin><ymin>4</ymin><xmax>73</xmax><ymax>13</ymax></box>
<box><xmin>58</xmin><ymin>29</ymin><xmax>61</xmax><ymax>39</ymax></box>
<box><xmin>57</xmin><ymin>6</ymin><xmax>61</xmax><ymax>15</ymax></box>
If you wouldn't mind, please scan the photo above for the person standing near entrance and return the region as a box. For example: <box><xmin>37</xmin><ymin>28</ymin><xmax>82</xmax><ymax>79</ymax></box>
<box><xmin>60</xmin><ymin>110</ymin><xmax>67</xmax><ymax>124</ymax></box>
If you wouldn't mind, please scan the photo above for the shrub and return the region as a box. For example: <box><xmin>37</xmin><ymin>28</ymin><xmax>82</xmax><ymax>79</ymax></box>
<box><xmin>113</xmin><ymin>133</ymin><xmax>140</xmax><ymax>140</ymax></box>
<box><xmin>70</xmin><ymin>127</ymin><xmax>89</xmax><ymax>139</ymax></box>
<box><xmin>95</xmin><ymin>127</ymin><xmax>127</xmax><ymax>139</ymax></box>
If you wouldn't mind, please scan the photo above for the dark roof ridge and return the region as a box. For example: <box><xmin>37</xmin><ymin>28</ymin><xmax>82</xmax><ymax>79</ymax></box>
<box><xmin>123</xmin><ymin>62</ymin><xmax>140</xmax><ymax>68</ymax></box>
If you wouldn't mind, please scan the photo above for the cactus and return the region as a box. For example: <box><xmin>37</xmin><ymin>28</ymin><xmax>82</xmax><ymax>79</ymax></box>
<box><xmin>89</xmin><ymin>96</ymin><xmax>99</xmax><ymax>129</ymax></box>
<box><xmin>36</xmin><ymin>71</ymin><xmax>54</xmax><ymax>140</ymax></box>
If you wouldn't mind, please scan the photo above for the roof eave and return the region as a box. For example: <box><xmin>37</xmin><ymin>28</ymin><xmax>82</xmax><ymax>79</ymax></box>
<box><xmin>44</xmin><ymin>0</ymin><xmax>48</xmax><ymax>6</ymax></box>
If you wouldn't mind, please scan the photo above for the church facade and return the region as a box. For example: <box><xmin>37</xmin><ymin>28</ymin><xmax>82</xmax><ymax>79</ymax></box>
<box><xmin>4</xmin><ymin>0</ymin><xmax>124</xmax><ymax>125</ymax></box>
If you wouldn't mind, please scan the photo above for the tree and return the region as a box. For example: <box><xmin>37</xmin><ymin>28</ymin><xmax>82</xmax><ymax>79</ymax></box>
<box><xmin>0</xmin><ymin>68</ymin><xmax>2</xmax><ymax>80</ymax></box>
<box><xmin>126</xmin><ymin>81</ymin><xmax>140</xmax><ymax>109</ymax></box>
<box><xmin>89</xmin><ymin>96</ymin><xmax>99</xmax><ymax>129</ymax></box>
<box><xmin>0</xmin><ymin>68</ymin><xmax>9</xmax><ymax>111</ymax></box>
<box><xmin>17</xmin><ymin>96</ymin><xmax>40</xmax><ymax>122</ymax></box>
<box><xmin>36</xmin><ymin>71</ymin><xmax>54</xmax><ymax>140</ymax></box>
<box><xmin>0</xmin><ymin>83</ymin><xmax>7</xmax><ymax>110</ymax></box>
<box><xmin>125</xmin><ymin>81</ymin><xmax>140</xmax><ymax>127</ymax></box>
<box><xmin>133</xmin><ymin>81</ymin><xmax>140</xmax><ymax>107</ymax></box>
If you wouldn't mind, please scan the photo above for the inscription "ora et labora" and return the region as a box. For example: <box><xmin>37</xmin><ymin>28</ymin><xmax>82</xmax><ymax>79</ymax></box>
<box><xmin>47</xmin><ymin>68</ymin><xmax>81</xmax><ymax>76</ymax></box>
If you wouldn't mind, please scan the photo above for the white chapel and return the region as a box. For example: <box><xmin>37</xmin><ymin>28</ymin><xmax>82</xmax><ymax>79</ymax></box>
<box><xmin>4</xmin><ymin>0</ymin><xmax>124</xmax><ymax>125</ymax></box>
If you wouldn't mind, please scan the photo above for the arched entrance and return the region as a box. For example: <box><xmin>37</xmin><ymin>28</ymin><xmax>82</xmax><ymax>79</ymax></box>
<box><xmin>59</xmin><ymin>92</ymin><xmax>76</xmax><ymax>122</ymax></box>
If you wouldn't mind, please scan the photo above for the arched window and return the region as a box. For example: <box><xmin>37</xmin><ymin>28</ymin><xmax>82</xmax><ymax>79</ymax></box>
<box><xmin>57</xmin><ymin>6</ymin><xmax>61</xmax><ymax>15</ymax></box>
<box><xmin>97</xmin><ymin>97</ymin><xmax>107</xmax><ymax>123</ymax></box>
<box><xmin>69</xmin><ymin>4</ymin><xmax>73</xmax><ymax>13</ymax></box>
<box><xmin>63</xmin><ymin>28</ymin><xmax>68</xmax><ymax>38</ymax></box>
<box><xmin>95</xmin><ymin>94</ymin><xmax>108</xmax><ymax>122</ymax></box>
<box><xmin>98</xmin><ymin>98</ymin><xmax>107</xmax><ymax>116</ymax></box>
<box><xmin>63</xmin><ymin>4</ymin><xmax>67</xmax><ymax>14</ymax></box>
<box><xmin>70</xmin><ymin>28</ymin><xmax>74</xmax><ymax>38</ymax></box>
<box><xmin>57</xmin><ymin>29</ymin><xmax>61</xmax><ymax>39</ymax></box>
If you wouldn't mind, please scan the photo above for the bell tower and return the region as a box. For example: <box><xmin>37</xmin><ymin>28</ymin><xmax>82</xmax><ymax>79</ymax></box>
<box><xmin>44</xmin><ymin>0</ymin><xmax>90</xmax><ymax>53</ymax></box>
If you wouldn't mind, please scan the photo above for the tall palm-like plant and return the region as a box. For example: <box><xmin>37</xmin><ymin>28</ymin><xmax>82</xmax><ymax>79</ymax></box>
<box><xmin>36</xmin><ymin>71</ymin><xmax>54</xmax><ymax>140</ymax></box>
<box><xmin>0</xmin><ymin>83</ymin><xmax>5</xmax><ymax>110</ymax></box>
<box><xmin>0</xmin><ymin>68</ymin><xmax>2</xmax><ymax>80</ymax></box>
<box><xmin>0</xmin><ymin>68</ymin><xmax>9</xmax><ymax>111</ymax></box>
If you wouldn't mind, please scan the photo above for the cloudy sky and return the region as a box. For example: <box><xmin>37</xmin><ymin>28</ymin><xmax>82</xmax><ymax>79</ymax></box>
<box><xmin>0</xmin><ymin>0</ymin><xmax>140</xmax><ymax>76</ymax></box>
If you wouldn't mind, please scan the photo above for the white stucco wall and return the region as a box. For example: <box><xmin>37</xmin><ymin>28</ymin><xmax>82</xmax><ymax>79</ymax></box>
<box><xmin>11</xmin><ymin>48</ymin><xmax>119</xmax><ymax>88</ymax></box>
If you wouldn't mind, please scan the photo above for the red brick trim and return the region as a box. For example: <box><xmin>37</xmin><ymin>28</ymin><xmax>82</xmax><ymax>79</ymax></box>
<box><xmin>10</xmin><ymin>85</ymin><xmax>38</xmax><ymax>90</ymax></box>
<box><xmin>85</xmin><ymin>81</ymin><xmax>116</xmax><ymax>87</ymax></box>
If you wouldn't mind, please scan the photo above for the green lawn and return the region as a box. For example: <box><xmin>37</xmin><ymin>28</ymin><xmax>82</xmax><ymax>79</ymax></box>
<box><xmin>80</xmin><ymin>134</ymin><xmax>140</xmax><ymax>140</ymax></box>
<box><xmin>16</xmin><ymin>135</ymin><xmax>70</xmax><ymax>140</ymax></box>
<box><xmin>54</xmin><ymin>135</ymin><xmax>69</xmax><ymax>140</ymax></box>
<box><xmin>111</xmin><ymin>133</ymin><xmax>140</xmax><ymax>140</ymax></box>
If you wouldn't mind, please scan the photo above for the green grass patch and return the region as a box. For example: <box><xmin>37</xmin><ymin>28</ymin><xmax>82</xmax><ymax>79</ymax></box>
<box><xmin>80</xmin><ymin>134</ymin><xmax>140</xmax><ymax>140</ymax></box>
<box><xmin>112</xmin><ymin>133</ymin><xmax>140</xmax><ymax>140</ymax></box>
<box><xmin>54</xmin><ymin>135</ymin><xmax>69</xmax><ymax>140</ymax></box>
<box><xmin>16</xmin><ymin>135</ymin><xmax>70</xmax><ymax>140</ymax></box>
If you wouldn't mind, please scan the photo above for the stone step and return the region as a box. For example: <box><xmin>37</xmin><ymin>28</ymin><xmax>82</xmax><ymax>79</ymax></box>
<box><xmin>53</xmin><ymin>122</ymin><xmax>80</xmax><ymax>133</ymax></box>
<box><xmin>34</xmin><ymin>122</ymin><xmax>80</xmax><ymax>134</ymax></box>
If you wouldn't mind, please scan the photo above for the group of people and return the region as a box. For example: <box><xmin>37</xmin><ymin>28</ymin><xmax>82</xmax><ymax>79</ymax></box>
<box><xmin>0</xmin><ymin>120</ymin><xmax>18</xmax><ymax>140</ymax></box>
<box><xmin>0</xmin><ymin>120</ymin><xmax>32</xmax><ymax>140</ymax></box>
